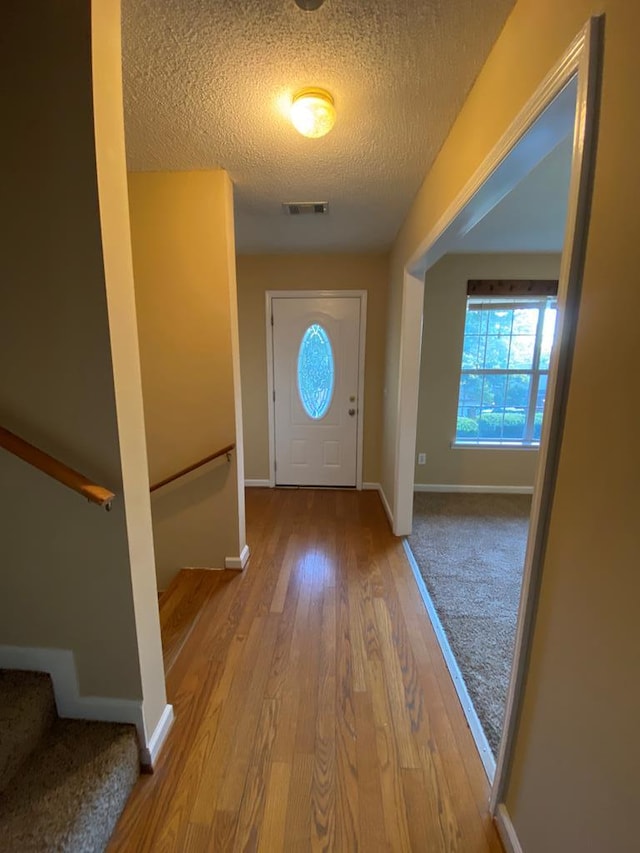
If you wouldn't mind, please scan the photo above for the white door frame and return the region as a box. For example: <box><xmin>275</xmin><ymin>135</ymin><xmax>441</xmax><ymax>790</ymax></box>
<box><xmin>392</xmin><ymin>17</ymin><xmax>602</xmax><ymax>811</ymax></box>
<box><xmin>266</xmin><ymin>290</ymin><xmax>367</xmax><ymax>489</ymax></box>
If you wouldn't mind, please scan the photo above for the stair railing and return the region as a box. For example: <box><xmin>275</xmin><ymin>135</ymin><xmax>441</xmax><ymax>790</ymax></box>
<box><xmin>1</xmin><ymin>425</ymin><xmax>236</xmax><ymax>507</ymax></box>
<box><xmin>0</xmin><ymin>425</ymin><xmax>115</xmax><ymax>510</ymax></box>
<box><xmin>150</xmin><ymin>443</ymin><xmax>235</xmax><ymax>493</ymax></box>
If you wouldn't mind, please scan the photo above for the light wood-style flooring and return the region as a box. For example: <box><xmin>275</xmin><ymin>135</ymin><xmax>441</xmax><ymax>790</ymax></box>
<box><xmin>108</xmin><ymin>488</ymin><xmax>503</xmax><ymax>851</ymax></box>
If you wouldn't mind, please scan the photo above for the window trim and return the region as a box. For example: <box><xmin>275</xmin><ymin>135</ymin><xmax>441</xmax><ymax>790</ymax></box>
<box><xmin>454</xmin><ymin>296</ymin><xmax>556</xmax><ymax>448</ymax></box>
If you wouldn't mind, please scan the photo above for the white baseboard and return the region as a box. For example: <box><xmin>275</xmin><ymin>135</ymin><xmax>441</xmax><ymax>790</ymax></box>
<box><xmin>225</xmin><ymin>543</ymin><xmax>251</xmax><ymax>570</ymax></box>
<box><xmin>0</xmin><ymin>645</ymin><xmax>172</xmax><ymax>769</ymax></box>
<box><xmin>495</xmin><ymin>804</ymin><xmax>524</xmax><ymax>853</ymax></box>
<box><xmin>248</xmin><ymin>480</ymin><xmax>385</xmax><ymax>495</ymax></box>
<box><xmin>400</xmin><ymin>543</ymin><xmax>497</xmax><ymax>782</ymax></box>
<box><xmin>141</xmin><ymin>703</ymin><xmax>174</xmax><ymax>768</ymax></box>
<box><xmin>182</xmin><ymin>564</ymin><xmax>226</xmax><ymax>571</ymax></box>
<box><xmin>363</xmin><ymin>482</ymin><xmax>394</xmax><ymax>527</ymax></box>
<box><xmin>414</xmin><ymin>483</ymin><xmax>534</xmax><ymax>495</ymax></box>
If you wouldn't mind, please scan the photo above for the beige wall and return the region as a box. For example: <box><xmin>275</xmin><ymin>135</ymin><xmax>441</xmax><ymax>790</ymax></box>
<box><xmin>384</xmin><ymin>1</ymin><xmax>640</xmax><ymax>850</ymax></box>
<box><xmin>0</xmin><ymin>0</ymin><xmax>166</xmax><ymax>736</ymax></box>
<box><xmin>128</xmin><ymin>170</ymin><xmax>244</xmax><ymax>591</ymax></box>
<box><xmin>92</xmin><ymin>0</ymin><xmax>167</xmax><ymax>736</ymax></box>
<box><xmin>415</xmin><ymin>253</ymin><xmax>561</xmax><ymax>488</ymax></box>
<box><xmin>236</xmin><ymin>254</ymin><xmax>389</xmax><ymax>483</ymax></box>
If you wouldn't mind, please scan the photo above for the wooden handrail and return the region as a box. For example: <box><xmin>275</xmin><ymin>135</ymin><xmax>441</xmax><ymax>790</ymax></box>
<box><xmin>0</xmin><ymin>426</ymin><xmax>115</xmax><ymax>509</ymax></box>
<box><xmin>150</xmin><ymin>443</ymin><xmax>235</xmax><ymax>493</ymax></box>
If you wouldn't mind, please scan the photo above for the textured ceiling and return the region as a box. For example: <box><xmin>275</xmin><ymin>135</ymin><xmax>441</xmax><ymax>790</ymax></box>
<box><xmin>122</xmin><ymin>0</ymin><xmax>516</xmax><ymax>253</ymax></box>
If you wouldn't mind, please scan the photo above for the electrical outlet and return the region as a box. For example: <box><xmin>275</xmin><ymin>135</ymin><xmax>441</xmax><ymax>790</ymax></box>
<box><xmin>418</xmin><ymin>453</ymin><xmax>426</xmax><ymax>465</ymax></box>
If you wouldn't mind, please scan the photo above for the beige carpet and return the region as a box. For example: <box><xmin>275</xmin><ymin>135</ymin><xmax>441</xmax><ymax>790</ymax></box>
<box><xmin>407</xmin><ymin>492</ymin><xmax>531</xmax><ymax>755</ymax></box>
<box><xmin>0</xmin><ymin>670</ymin><xmax>139</xmax><ymax>852</ymax></box>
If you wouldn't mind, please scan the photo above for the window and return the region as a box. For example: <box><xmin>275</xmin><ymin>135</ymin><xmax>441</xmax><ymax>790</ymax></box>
<box><xmin>297</xmin><ymin>323</ymin><xmax>335</xmax><ymax>419</ymax></box>
<box><xmin>455</xmin><ymin>297</ymin><xmax>557</xmax><ymax>445</ymax></box>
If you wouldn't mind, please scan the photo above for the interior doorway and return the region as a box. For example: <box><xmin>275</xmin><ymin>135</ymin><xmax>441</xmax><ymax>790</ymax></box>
<box><xmin>404</xmin><ymin>157</ymin><xmax>571</xmax><ymax>774</ymax></box>
<box><xmin>392</xmin><ymin>19</ymin><xmax>601</xmax><ymax>809</ymax></box>
<box><xmin>266</xmin><ymin>291</ymin><xmax>367</xmax><ymax>488</ymax></box>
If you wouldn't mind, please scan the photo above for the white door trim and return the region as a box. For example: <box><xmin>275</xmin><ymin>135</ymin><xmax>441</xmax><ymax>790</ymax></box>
<box><xmin>392</xmin><ymin>16</ymin><xmax>602</xmax><ymax>813</ymax></box>
<box><xmin>266</xmin><ymin>290</ymin><xmax>367</xmax><ymax>490</ymax></box>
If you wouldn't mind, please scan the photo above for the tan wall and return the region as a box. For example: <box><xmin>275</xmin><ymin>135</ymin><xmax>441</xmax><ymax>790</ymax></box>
<box><xmin>92</xmin><ymin>0</ymin><xmax>167</xmax><ymax>734</ymax></box>
<box><xmin>384</xmin><ymin>1</ymin><xmax>640</xmax><ymax>850</ymax></box>
<box><xmin>236</xmin><ymin>253</ymin><xmax>389</xmax><ymax>484</ymax></box>
<box><xmin>0</xmin><ymin>0</ymin><xmax>166</xmax><ymax>733</ymax></box>
<box><xmin>128</xmin><ymin>170</ymin><xmax>243</xmax><ymax>591</ymax></box>
<box><xmin>415</xmin><ymin>253</ymin><xmax>561</xmax><ymax>487</ymax></box>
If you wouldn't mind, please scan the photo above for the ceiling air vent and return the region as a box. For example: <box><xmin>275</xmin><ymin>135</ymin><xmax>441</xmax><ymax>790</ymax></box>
<box><xmin>282</xmin><ymin>202</ymin><xmax>329</xmax><ymax>216</ymax></box>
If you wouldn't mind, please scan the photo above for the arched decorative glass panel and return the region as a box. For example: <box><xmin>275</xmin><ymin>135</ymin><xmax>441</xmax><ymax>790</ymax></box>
<box><xmin>297</xmin><ymin>324</ymin><xmax>335</xmax><ymax>419</ymax></box>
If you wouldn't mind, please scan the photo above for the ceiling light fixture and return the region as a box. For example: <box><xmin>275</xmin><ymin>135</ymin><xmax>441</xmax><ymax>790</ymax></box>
<box><xmin>290</xmin><ymin>88</ymin><xmax>336</xmax><ymax>138</ymax></box>
<box><xmin>294</xmin><ymin>0</ymin><xmax>326</xmax><ymax>10</ymax></box>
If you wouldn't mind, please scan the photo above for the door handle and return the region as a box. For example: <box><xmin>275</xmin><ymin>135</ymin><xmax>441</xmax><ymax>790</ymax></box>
<box><xmin>348</xmin><ymin>408</ymin><xmax>356</xmax><ymax>416</ymax></box>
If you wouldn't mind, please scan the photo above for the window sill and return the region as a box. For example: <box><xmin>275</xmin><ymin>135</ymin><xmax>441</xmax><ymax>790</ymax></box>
<box><xmin>450</xmin><ymin>441</ymin><xmax>540</xmax><ymax>451</ymax></box>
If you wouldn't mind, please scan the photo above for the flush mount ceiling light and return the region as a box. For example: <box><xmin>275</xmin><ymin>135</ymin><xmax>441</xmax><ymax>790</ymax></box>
<box><xmin>290</xmin><ymin>88</ymin><xmax>336</xmax><ymax>138</ymax></box>
<box><xmin>294</xmin><ymin>0</ymin><xmax>326</xmax><ymax>10</ymax></box>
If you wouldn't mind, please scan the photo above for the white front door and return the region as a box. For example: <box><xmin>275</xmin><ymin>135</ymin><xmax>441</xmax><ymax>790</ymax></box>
<box><xmin>271</xmin><ymin>295</ymin><xmax>362</xmax><ymax>487</ymax></box>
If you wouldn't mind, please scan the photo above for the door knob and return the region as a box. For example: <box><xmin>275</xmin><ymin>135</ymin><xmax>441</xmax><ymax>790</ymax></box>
<box><xmin>348</xmin><ymin>408</ymin><xmax>356</xmax><ymax>416</ymax></box>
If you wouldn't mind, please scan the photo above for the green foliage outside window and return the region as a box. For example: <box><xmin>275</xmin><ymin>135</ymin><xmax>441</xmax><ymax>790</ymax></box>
<box><xmin>455</xmin><ymin>299</ymin><xmax>556</xmax><ymax>445</ymax></box>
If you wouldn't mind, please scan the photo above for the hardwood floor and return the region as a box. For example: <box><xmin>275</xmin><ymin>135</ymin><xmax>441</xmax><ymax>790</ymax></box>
<box><xmin>108</xmin><ymin>488</ymin><xmax>503</xmax><ymax>852</ymax></box>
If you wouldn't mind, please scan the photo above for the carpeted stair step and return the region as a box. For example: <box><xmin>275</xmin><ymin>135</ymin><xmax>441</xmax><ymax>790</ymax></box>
<box><xmin>0</xmin><ymin>670</ymin><xmax>56</xmax><ymax>794</ymax></box>
<box><xmin>0</xmin><ymin>718</ymin><xmax>139</xmax><ymax>852</ymax></box>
